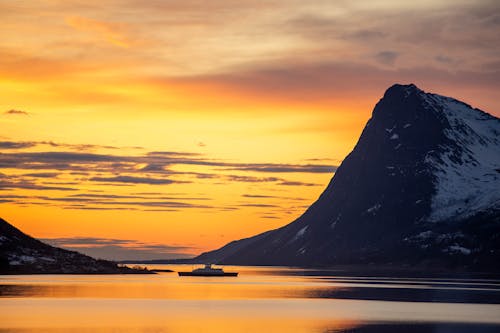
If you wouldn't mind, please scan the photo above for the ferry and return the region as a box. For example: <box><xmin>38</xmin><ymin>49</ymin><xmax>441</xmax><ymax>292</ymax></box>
<box><xmin>178</xmin><ymin>264</ymin><xmax>238</xmax><ymax>277</ymax></box>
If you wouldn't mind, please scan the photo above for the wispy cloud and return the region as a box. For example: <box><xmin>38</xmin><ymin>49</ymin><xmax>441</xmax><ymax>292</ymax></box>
<box><xmin>374</xmin><ymin>51</ymin><xmax>399</xmax><ymax>66</ymax></box>
<box><xmin>89</xmin><ymin>175</ymin><xmax>187</xmax><ymax>185</ymax></box>
<box><xmin>65</xmin><ymin>16</ymin><xmax>133</xmax><ymax>48</ymax></box>
<box><xmin>0</xmin><ymin>141</ymin><xmax>36</xmax><ymax>149</ymax></box>
<box><xmin>4</xmin><ymin>109</ymin><xmax>29</xmax><ymax>115</ymax></box>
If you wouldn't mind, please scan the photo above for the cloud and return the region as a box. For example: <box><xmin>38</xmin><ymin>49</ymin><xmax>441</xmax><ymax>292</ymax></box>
<box><xmin>435</xmin><ymin>55</ymin><xmax>454</xmax><ymax>64</ymax></box>
<box><xmin>21</xmin><ymin>195</ymin><xmax>213</xmax><ymax>210</ymax></box>
<box><xmin>89</xmin><ymin>175</ymin><xmax>186</xmax><ymax>185</ymax></box>
<box><xmin>278</xmin><ymin>181</ymin><xmax>319</xmax><ymax>186</ymax></box>
<box><xmin>41</xmin><ymin>236</ymin><xmax>196</xmax><ymax>260</ymax></box>
<box><xmin>0</xmin><ymin>179</ymin><xmax>77</xmax><ymax>191</ymax></box>
<box><xmin>65</xmin><ymin>15</ymin><xmax>133</xmax><ymax>48</ymax></box>
<box><xmin>242</xmin><ymin>194</ymin><xmax>276</xmax><ymax>199</ymax></box>
<box><xmin>0</xmin><ymin>141</ymin><xmax>36</xmax><ymax>149</ymax></box>
<box><xmin>4</xmin><ymin>109</ymin><xmax>28</xmax><ymax>115</ymax></box>
<box><xmin>224</xmin><ymin>163</ymin><xmax>336</xmax><ymax>173</ymax></box>
<box><xmin>242</xmin><ymin>194</ymin><xmax>307</xmax><ymax>201</ymax></box>
<box><xmin>0</xmin><ymin>148</ymin><xmax>336</xmax><ymax>175</ymax></box>
<box><xmin>260</xmin><ymin>215</ymin><xmax>280</xmax><ymax>219</ymax></box>
<box><xmin>23</xmin><ymin>172</ymin><xmax>59</xmax><ymax>178</ymax></box>
<box><xmin>0</xmin><ymin>174</ymin><xmax>76</xmax><ymax>191</ymax></box>
<box><xmin>374</xmin><ymin>51</ymin><xmax>399</xmax><ymax>66</ymax></box>
<box><xmin>0</xmin><ymin>142</ymin><xmax>335</xmax><ymax>210</ymax></box>
<box><xmin>238</xmin><ymin>203</ymin><xmax>279</xmax><ymax>208</ymax></box>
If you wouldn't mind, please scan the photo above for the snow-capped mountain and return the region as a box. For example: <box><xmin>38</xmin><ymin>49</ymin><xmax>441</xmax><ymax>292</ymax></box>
<box><xmin>197</xmin><ymin>84</ymin><xmax>500</xmax><ymax>270</ymax></box>
<box><xmin>0</xmin><ymin>217</ymin><xmax>150</xmax><ymax>274</ymax></box>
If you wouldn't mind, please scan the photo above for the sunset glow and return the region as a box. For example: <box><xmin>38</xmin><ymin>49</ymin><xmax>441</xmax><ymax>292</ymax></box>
<box><xmin>1</xmin><ymin>0</ymin><xmax>499</xmax><ymax>260</ymax></box>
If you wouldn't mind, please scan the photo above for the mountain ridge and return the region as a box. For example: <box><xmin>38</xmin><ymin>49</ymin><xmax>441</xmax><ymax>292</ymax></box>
<box><xmin>0</xmin><ymin>217</ymin><xmax>152</xmax><ymax>274</ymax></box>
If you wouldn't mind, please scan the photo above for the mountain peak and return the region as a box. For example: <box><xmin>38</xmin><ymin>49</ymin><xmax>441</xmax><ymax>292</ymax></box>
<box><xmin>197</xmin><ymin>84</ymin><xmax>500</xmax><ymax>270</ymax></box>
<box><xmin>383</xmin><ymin>83</ymin><xmax>422</xmax><ymax>98</ymax></box>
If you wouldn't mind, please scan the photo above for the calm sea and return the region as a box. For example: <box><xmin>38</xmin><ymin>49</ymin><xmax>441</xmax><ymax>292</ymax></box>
<box><xmin>1</xmin><ymin>265</ymin><xmax>500</xmax><ymax>332</ymax></box>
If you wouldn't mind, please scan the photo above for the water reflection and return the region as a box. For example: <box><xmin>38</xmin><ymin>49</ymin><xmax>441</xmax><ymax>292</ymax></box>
<box><xmin>1</xmin><ymin>265</ymin><xmax>500</xmax><ymax>333</ymax></box>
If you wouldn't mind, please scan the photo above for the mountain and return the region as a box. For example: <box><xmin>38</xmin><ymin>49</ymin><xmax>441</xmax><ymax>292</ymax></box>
<box><xmin>197</xmin><ymin>84</ymin><xmax>500</xmax><ymax>270</ymax></box>
<box><xmin>0</xmin><ymin>218</ymin><xmax>151</xmax><ymax>274</ymax></box>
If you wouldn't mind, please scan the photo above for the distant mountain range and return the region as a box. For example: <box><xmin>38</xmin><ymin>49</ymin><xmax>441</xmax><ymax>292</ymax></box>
<box><xmin>197</xmin><ymin>84</ymin><xmax>500</xmax><ymax>271</ymax></box>
<box><xmin>0</xmin><ymin>218</ymin><xmax>151</xmax><ymax>274</ymax></box>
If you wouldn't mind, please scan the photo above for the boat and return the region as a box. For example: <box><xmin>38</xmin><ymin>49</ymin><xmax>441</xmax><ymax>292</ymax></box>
<box><xmin>177</xmin><ymin>264</ymin><xmax>238</xmax><ymax>277</ymax></box>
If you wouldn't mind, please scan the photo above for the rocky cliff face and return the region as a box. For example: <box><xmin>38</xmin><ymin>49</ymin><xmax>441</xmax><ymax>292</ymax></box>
<box><xmin>197</xmin><ymin>84</ymin><xmax>500</xmax><ymax>270</ymax></box>
<box><xmin>0</xmin><ymin>218</ymin><xmax>151</xmax><ymax>274</ymax></box>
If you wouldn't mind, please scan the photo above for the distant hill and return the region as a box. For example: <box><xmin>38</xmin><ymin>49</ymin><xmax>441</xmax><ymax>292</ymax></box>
<box><xmin>197</xmin><ymin>83</ymin><xmax>500</xmax><ymax>271</ymax></box>
<box><xmin>0</xmin><ymin>217</ymin><xmax>152</xmax><ymax>274</ymax></box>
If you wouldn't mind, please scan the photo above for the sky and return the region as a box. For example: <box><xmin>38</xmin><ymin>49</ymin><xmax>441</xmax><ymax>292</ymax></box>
<box><xmin>1</xmin><ymin>0</ymin><xmax>499</xmax><ymax>260</ymax></box>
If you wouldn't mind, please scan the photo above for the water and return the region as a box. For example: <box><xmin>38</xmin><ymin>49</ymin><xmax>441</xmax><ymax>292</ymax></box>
<box><xmin>1</xmin><ymin>265</ymin><xmax>500</xmax><ymax>332</ymax></box>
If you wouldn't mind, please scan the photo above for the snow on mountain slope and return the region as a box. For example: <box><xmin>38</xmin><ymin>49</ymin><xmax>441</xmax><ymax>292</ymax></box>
<box><xmin>421</xmin><ymin>93</ymin><xmax>500</xmax><ymax>222</ymax></box>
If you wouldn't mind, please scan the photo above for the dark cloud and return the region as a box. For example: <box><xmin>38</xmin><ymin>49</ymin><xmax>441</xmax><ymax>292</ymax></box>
<box><xmin>435</xmin><ymin>55</ymin><xmax>454</xmax><ymax>64</ymax></box>
<box><xmin>90</xmin><ymin>175</ymin><xmax>185</xmax><ymax>185</ymax></box>
<box><xmin>41</xmin><ymin>237</ymin><xmax>195</xmax><ymax>260</ymax></box>
<box><xmin>0</xmin><ymin>141</ymin><xmax>36</xmax><ymax>149</ymax></box>
<box><xmin>278</xmin><ymin>181</ymin><xmax>319</xmax><ymax>186</ymax></box>
<box><xmin>0</xmin><ymin>140</ymin><xmax>120</xmax><ymax>151</ymax></box>
<box><xmin>69</xmin><ymin>193</ymin><xmax>211</xmax><ymax>201</ymax></box>
<box><xmin>38</xmin><ymin>196</ymin><xmax>212</xmax><ymax>209</ymax></box>
<box><xmin>4</xmin><ymin>109</ymin><xmax>28</xmax><ymax>115</ymax></box>
<box><xmin>242</xmin><ymin>194</ymin><xmax>276</xmax><ymax>199</ymax></box>
<box><xmin>224</xmin><ymin>175</ymin><xmax>281</xmax><ymax>183</ymax></box>
<box><xmin>374</xmin><ymin>51</ymin><xmax>399</xmax><ymax>65</ymax></box>
<box><xmin>224</xmin><ymin>164</ymin><xmax>336</xmax><ymax>173</ymax></box>
<box><xmin>147</xmin><ymin>151</ymin><xmax>201</xmax><ymax>157</ymax></box>
<box><xmin>0</xmin><ymin>178</ymin><xmax>77</xmax><ymax>191</ymax></box>
<box><xmin>238</xmin><ymin>203</ymin><xmax>279</xmax><ymax>208</ymax></box>
<box><xmin>23</xmin><ymin>172</ymin><xmax>59</xmax><ymax>178</ymax></box>
<box><xmin>0</xmin><ymin>150</ymin><xmax>336</xmax><ymax>174</ymax></box>
<box><xmin>344</xmin><ymin>30</ymin><xmax>387</xmax><ymax>41</ymax></box>
<box><xmin>241</xmin><ymin>194</ymin><xmax>307</xmax><ymax>201</ymax></box>
<box><xmin>260</xmin><ymin>215</ymin><xmax>280</xmax><ymax>219</ymax></box>
<box><xmin>0</xmin><ymin>143</ymin><xmax>335</xmax><ymax>210</ymax></box>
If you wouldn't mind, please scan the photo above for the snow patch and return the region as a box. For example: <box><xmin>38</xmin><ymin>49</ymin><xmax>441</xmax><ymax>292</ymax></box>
<box><xmin>415</xmin><ymin>231</ymin><xmax>433</xmax><ymax>239</ymax></box>
<box><xmin>296</xmin><ymin>226</ymin><xmax>308</xmax><ymax>238</ymax></box>
<box><xmin>403</xmin><ymin>123</ymin><xmax>412</xmax><ymax>128</ymax></box>
<box><xmin>385</xmin><ymin>126</ymin><xmax>396</xmax><ymax>133</ymax></box>
<box><xmin>40</xmin><ymin>256</ymin><xmax>57</xmax><ymax>262</ymax></box>
<box><xmin>447</xmin><ymin>245</ymin><xmax>471</xmax><ymax>255</ymax></box>
<box><xmin>330</xmin><ymin>215</ymin><xmax>341</xmax><ymax>229</ymax></box>
<box><xmin>291</xmin><ymin>226</ymin><xmax>308</xmax><ymax>243</ymax></box>
<box><xmin>390</xmin><ymin>133</ymin><xmax>399</xmax><ymax>140</ymax></box>
<box><xmin>19</xmin><ymin>255</ymin><xmax>37</xmax><ymax>263</ymax></box>
<box><xmin>366</xmin><ymin>204</ymin><xmax>381</xmax><ymax>214</ymax></box>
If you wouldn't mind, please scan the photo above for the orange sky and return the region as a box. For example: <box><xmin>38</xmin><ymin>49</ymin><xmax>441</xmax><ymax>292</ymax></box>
<box><xmin>1</xmin><ymin>1</ymin><xmax>499</xmax><ymax>260</ymax></box>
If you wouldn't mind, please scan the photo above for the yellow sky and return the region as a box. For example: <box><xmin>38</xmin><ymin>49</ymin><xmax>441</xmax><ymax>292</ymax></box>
<box><xmin>1</xmin><ymin>0</ymin><xmax>499</xmax><ymax>260</ymax></box>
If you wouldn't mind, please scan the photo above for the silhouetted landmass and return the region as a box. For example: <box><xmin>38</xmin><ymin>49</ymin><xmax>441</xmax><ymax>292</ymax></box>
<box><xmin>332</xmin><ymin>323</ymin><xmax>500</xmax><ymax>333</ymax></box>
<box><xmin>0</xmin><ymin>218</ymin><xmax>153</xmax><ymax>274</ymax></box>
<box><xmin>197</xmin><ymin>84</ymin><xmax>500</xmax><ymax>272</ymax></box>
